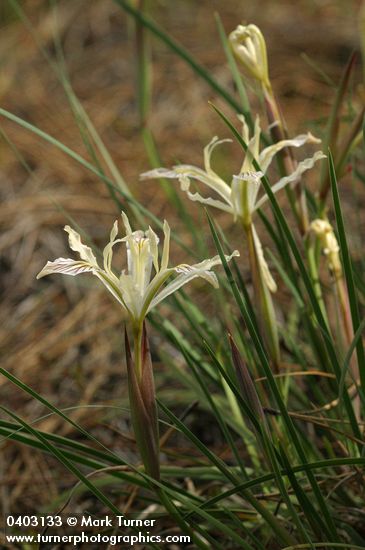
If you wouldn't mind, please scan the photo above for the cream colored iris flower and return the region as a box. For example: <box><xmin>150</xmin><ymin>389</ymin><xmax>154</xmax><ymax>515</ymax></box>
<box><xmin>37</xmin><ymin>212</ymin><xmax>238</xmax><ymax>324</ymax></box>
<box><xmin>141</xmin><ymin>115</ymin><xmax>325</xmax><ymax>227</ymax></box>
<box><xmin>229</xmin><ymin>24</ymin><xmax>270</xmax><ymax>88</ymax></box>
<box><xmin>141</xmin><ymin>116</ymin><xmax>325</xmax><ymax>294</ymax></box>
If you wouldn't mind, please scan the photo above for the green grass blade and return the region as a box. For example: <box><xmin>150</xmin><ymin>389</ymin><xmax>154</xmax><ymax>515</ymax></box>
<box><xmin>1</xmin><ymin>407</ymin><xmax>122</xmax><ymax>515</ymax></box>
<box><xmin>214</xmin><ymin>13</ymin><xmax>252</xmax><ymax>126</ymax></box>
<box><xmin>113</xmin><ymin>0</ymin><xmax>242</xmax><ymax>113</ymax></box>
<box><xmin>197</xmin><ymin>456</ymin><xmax>365</xmax><ymax>511</ymax></box>
<box><xmin>339</xmin><ymin>316</ymin><xmax>365</xmax><ymax>399</ymax></box>
<box><xmin>0</xmin><ymin>367</ymin><xmax>125</xmax><ymax>465</ymax></box>
<box><xmin>0</xmin><ymin>107</ymin><xmax>195</xmax><ymax>255</ymax></box>
<box><xmin>0</xmin><ymin>422</ymin><xmax>147</xmax><ymax>488</ymax></box>
<box><xmin>328</xmin><ymin>150</ymin><xmax>365</xmax><ymax>396</ymax></box>
<box><xmin>158</xmin><ymin>400</ymin><xmax>296</xmax><ymax>546</ymax></box>
<box><xmin>210</xmin><ymin>103</ymin><xmax>362</xmax><ymax>444</ymax></box>
<box><xmin>206</xmin><ymin>210</ymin><xmax>338</xmax><ymax>539</ymax></box>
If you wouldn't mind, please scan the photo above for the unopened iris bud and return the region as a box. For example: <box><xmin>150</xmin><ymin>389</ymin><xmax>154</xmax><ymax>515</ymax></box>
<box><xmin>229</xmin><ymin>24</ymin><xmax>270</xmax><ymax>90</ymax></box>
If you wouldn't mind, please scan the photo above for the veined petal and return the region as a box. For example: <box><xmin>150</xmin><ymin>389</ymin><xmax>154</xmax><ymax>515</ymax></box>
<box><xmin>110</xmin><ymin>219</ymin><xmax>119</xmax><ymax>241</ymax></box>
<box><xmin>140</xmin><ymin>168</ymin><xmax>180</xmax><ymax>180</ymax></box>
<box><xmin>183</xmin><ymin>187</ymin><xmax>234</xmax><ymax>214</ymax></box>
<box><xmin>232</xmin><ymin>171</ymin><xmax>263</xmax><ymax>221</ymax></box>
<box><xmin>36</xmin><ymin>258</ymin><xmax>96</xmax><ymax>278</ymax></box>
<box><xmin>259</xmin><ymin>132</ymin><xmax>322</xmax><ymax>173</ymax></box>
<box><xmin>240</xmin><ymin>116</ymin><xmax>261</xmax><ymax>172</ymax></box>
<box><xmin>123</xmin><ymin>231</ymin><xmax>153</xmax><ymax>294</ymax></box>
<box><xmin>121</xmin><ymin>211</ymin><xmax>133</xmax><ymax>236</ymax></box>
<box><xmin>146</xmin><ymin>226</ymin><xmax>160</xmax><ymax>273</ymax></box>
<box><xmin>103</xmin><ymin>220</ymin><xmax>122</xmax><ymax>274</ymax></box>
<box><xmin>188</xmin><ymin>250</ymin><xmax>239</xmax><ymax>271</ymax></box>
<box><xmin>252</xmin><ymin>225</ymin><xmax>277</xmax><ymax>293</ymax></box>
<box><xmin>118</xmin><ymin>273</ymin><xmax>140</xmax><ymax>317</ymax></box>
<box><xmin>37</xmin><ymin>256</ymin><xmax>129</xmax><ymax>313</ymax></box>
<box><xmin>95</xmin><ymin>271</ymin><xmax>129</xmax><ymax>312</ymax></box>
<box><xmin>237</xmin><ymin>114</ymin><xmax>250</xmax><ymax>145</ymax></box>
<box><xmin>149</xmin><ymin>251</ymin><xmax>239</xmax><ymax>311</ymax></box>
<box><xmin>178</xmin><ymin>165</ymin><xmax>231</xmax><ymax>202</ymax></box>
<box><xmin>64</xmin><ymin>226</ymin><xmax>98</xmax><ymax>266</ymax></box>
<box><xmin>141</xmin><ymin>267</ymin><xmax>175</xmax><ymax>317</ymax></box>
<box><xmin>161</xmin><ymin>220</ymin><xmax>170</xmax><ymax>271</ymax></box>
<box><xmin>141</xmin><ymin>158</ymin><xmax>231</xmax><ymax>203</ymax></box>
<box><xmin>177</xmin><ymin>265</ymin><xmax>219</xmax><ymax>287</ymax></box>
<box><xmin>149</xmin><ymin>270</ymin><xmax>217</xmax><ymax>311</ymax></box>
<box><xmin>254</xmin><ymin>150</ymin><xmax>326</xmax><ymax>211</ymax></box>
<box><xmin>204</xmin><ymin>136</ymin><xmax>232</xmax><ymax>176</ymax></box>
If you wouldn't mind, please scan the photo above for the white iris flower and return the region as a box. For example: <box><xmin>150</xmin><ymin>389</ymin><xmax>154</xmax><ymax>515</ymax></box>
<box><xmin>141</xmin><ymin>116</ymin><xmax>325</xmax><ymax>227</ymax></box>
<box><xmin>141</xmin><ymin>116</ymin><xmax>325</xmax><ymax>294</ymax></box>
<box><xmin>37</xmin><ymin>212</ymin><xmax>239</xmax><ymax>324</ymax></box>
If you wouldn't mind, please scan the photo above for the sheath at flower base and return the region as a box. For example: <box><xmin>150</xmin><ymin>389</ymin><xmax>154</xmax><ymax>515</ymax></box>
<box><xmin>37</xmin><ymin>212</ymin><xmax>239</xmax><ymax>479</ymax></box>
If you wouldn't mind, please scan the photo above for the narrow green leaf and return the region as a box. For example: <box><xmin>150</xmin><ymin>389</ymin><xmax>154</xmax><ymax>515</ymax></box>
<box><xmin>197</xmin><ymin>456</ymin><xmax>365</xmax><ymax>511</ymax></box>
<box><xmin>206</xmin><ymin>209</ymin><xmax>337</xmax><ymax>539</ymax></box>
<box><xmin>158</xmin><ymin>400</ymin><xmax>296</xmax><ymax>546</ymax></box>
<box><xmin>210</xmin><ymin>103</ymin><xmax>361</xmax><ymax>445</ymax></box>
<box><xmin>328</xmin><ymin>151</ymin><xmax>365</xmax><ymax>396</ymax></box>
<box><xmin>0</xmin><ymin>367</ymin><xmax>126</xmax><ymax>465</ymax></box>
<box><xmin>1</xmin><ymin>407</ymin><xmax>122</xmax><ymax>515</ymax></box>
<box><xmin>0</xmin><ymin>107</ymin><xmax>195</xmax><ymax>256</ymax></box>
<box><xmin>214</xmin><ymin>13</ymin><xmax>252</xmax><ymax>126</ymax></box>
<box><xmin>113</xmin><ymin>0</ymin><xmax>243</xmax><ymax>113</ymax></box>
<box><xmin>339</xmin><ymin>317</ymin><xmax>365</xmax><ymax>399</ymax></box>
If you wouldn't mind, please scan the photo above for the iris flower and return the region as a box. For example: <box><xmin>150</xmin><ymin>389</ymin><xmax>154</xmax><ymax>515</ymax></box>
<box><xmin>37</xmin><ymin>212</ymin><xmax>238</xmax><ymax>325</ymax></box>
<box><xmin>140</xmin><ymin>116</ymin><xmax>325</xmax><ymax>228</ymax></box>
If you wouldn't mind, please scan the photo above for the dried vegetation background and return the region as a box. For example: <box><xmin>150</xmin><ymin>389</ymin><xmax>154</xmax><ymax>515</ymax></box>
<box><xmin>0</xmin><ymin>0</ymin><xmax>363</xmax><ymax>533</ymax></box>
